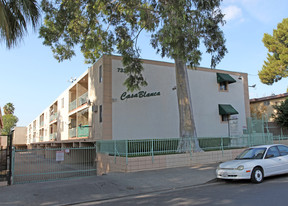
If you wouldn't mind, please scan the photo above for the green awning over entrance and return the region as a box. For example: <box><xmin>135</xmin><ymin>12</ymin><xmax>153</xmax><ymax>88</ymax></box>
<box><xmin>217</xmin><ymin>73</ymin><xmax>236</xmax><ymax>84</ymax></box>
<box><xmin>218</xmin><ymin>104</ymin><xmax>239</xmax><ymax>115</ymax></box>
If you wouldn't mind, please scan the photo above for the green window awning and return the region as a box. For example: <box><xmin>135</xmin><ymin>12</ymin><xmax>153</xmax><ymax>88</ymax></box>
<box><xmin>217</xmin><ymin>73</ymin><xmax>236</xmax><ymax>84</ymax></box>
<box><xmin>218</xmin><ymin>104</ymin><xmax>239</xmax><ymax>115</ymax></box>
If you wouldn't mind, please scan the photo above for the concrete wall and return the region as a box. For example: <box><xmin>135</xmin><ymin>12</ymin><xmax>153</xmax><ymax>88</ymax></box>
<box><xmin>111</xmin><ymin>57</ymin><xmax>249</xmax><ymax>139</ymax></box>
<box><xmin>97</xmin><ymin>148</ymin><xmax>244</xmax><ymax>175</ymax></box>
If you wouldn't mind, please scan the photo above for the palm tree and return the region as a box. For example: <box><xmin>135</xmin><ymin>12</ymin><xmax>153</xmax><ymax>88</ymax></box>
<box><xmin>3</xmin><ymin>102</ymin><xmax>15</xmax><ymax>115</ymax></box>
<box><xmin>0</xmin><ymin>0</ymin><xmax>40</xmax><ymax>48</ymax></box>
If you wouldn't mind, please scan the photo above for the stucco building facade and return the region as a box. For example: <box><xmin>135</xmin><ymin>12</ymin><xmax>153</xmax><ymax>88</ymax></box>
<box><xmin>250</xmin><ymin>93</ymin><xmax>288</xmax><ymax>121</ymax></box>
<box><xmin>27</xmin><ymin>55</ymin><xmax>250</xmax><ymax>147</ymax></box>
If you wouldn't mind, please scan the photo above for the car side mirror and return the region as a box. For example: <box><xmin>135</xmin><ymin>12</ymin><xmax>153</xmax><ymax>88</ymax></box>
<box><xmin>265</xmin><ymin>154</ymin><xmax>274</xmax><ymax>159</ymax></box>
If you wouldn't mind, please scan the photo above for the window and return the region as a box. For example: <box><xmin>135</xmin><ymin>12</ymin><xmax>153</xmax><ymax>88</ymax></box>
<box><xmin>219</xmin><ymin>82</ymin><xmax>228</xmax><ymax>91</ymax></box>
<box><xmin>99</xmin><ymin>105</ymin><xmax>102</xmax><ymax>123</ymax></box>
<box><xmin>99</xmin><ymin>65</ymin><xmax>103</xmax><ymax>83</ymax></box>
<box><xmin>221</xmin><ymin>114</ymin><xmax>230</xmax><ymax>122</ymax></box>
<box><xmin>277</xmin><ymin>145</ymin><xmax>288</xmax><ymax>156</ymax></box>
<box><xmin>218</xmin><ymin>104</ymin><xmax>238</xmax><ymax>123</ymax></box>
<box><xmin>217</xmin><ymin>73</ymin><xmax>236</xmax><ymax>92</ymax></box>
<box><xmin>264</xmin><ymin>101</ymin><xmax>270</xmax><ymax>106</ymax></box>
<box><xmin>265</xmin><ymin>146</ymin><xmax>280</xmax><ymax>158</ymax></box>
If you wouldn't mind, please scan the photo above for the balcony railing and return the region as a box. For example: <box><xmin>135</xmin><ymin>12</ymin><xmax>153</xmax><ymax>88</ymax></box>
<box><xmin>69</xmin><ymin>92</ymin><xmax>88</xmax><ymax>112</ymax></box>
<box><xmin>49</xmin><ymin>113</ymin><xmax>58</xmax><ymax>122</ymax></box>
<box><xmin>78</xmin><ymin>92</ymin><xmax>88</xmax><ymax>106</ymax></box>
<box><xmin>78</xmin><ymin>126</ymin><xmax>89</xmax><ymax>137</ymax></box>
<box><xmin>69</xmin><ymin>128</ymin><xmax>77</xmax><ymax>138</ymax></box>
<box><xmin>40</xmin><ymin>121</ymin><xmax>44</xmax><ymax>127</ymax></box>
<box><xmin>69</xmin><ymin>99</ymin><xmax>77</xmax><ymax>111</ymax></box>
<box><xmin>69</xmin><ymin>126</ymin><xmax>89</xmax><ymax>138</ymax></box>
<box><xmin>49</xmin><ymin>133</ymin><xmax>57</xmax><ymax>141</ymax></box>
<box><xmin>39</xmin><ymin>137</ymin><xmax>44</xmax><ymax>142</ymax></box>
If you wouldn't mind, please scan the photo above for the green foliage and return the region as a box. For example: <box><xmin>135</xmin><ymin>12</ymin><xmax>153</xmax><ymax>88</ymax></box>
<box><xmin>272</xmin><ymin>98</ymin><xmax>288</xmax><ymax>129</ymax></box>
<box><xmin>150</xmin><ymin>0</ymin><xmax>227</xmax><ymax>68</ymax></box>
<box><xmin>259</xmin><ymin>18</ymin><xmax>288</xmax><ymax>85</ymax></box>
<box><xmin>40</xmin><ymin>0</ymin><xmax>227</xmax><ymax>91</ymax></box>
<box><xmin>2</xmin><ymin>102</ymin><xmax>18</xmax><ymax>135</ymax></box>
<box><xmin>40</xmin><ymin>0</ymin><xmax>156</xmax><ymax>91</ymax></box>
<box><xmin>0</xmin><ymin>0</ymin><xmax>40</xmax><ymax>48</ymax></box>
<box><xmin>3</xmin><ymin>102</ymin><xmax>15</xmax><ymax>115</ymax></box>
<box><xmin>2</xmin><ymin>114</ymin><xmax>18</xmax><ymax>135</ymax></box>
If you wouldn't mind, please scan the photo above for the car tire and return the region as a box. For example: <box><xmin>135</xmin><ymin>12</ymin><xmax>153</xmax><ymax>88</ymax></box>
<box><xmin>251</xmin><ymin>167</ymin><xmax>264</xmax><ymax>183</ymax></box>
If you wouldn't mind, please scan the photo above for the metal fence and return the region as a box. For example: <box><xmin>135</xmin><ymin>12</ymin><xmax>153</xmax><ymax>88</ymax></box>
<box><xmin>0</xmin><ymin>149</ymin><xmax>8</xmax><ymax>180</ymax></box>
<box><xmin>12</xmin><ymin>147</ymin><xmax>96</xmax><ymax>184</ymax></box>
<box><xmin>96</xmin><ymin>134</ymin><xmax>274</xmax><ymax>160</ymax></box>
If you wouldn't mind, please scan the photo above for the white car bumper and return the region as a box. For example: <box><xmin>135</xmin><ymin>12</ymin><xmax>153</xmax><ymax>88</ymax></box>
<box><xmin>216</xmin><ymin>168</ymin><xmax>252</xmax><ymax>180</ymax></box>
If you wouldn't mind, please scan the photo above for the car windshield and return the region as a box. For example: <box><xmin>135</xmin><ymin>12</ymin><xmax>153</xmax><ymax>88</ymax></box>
<box><xmin>235</xmin><ymin>147</ymin><xmax>266</xmax><ymax>160</ymax></box>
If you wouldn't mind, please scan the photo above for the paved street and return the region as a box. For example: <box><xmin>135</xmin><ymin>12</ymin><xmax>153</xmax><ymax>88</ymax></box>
<box><xmin>1</xmin><ymin>163</ymin><xmax>288</xmax><ymax>206</ymax></box>
<box><xmin>0</xmin><ymin>164</ymin><xmax>217</xmax><ymax>206</ymax></box>
<box><xmin>73</xmin><ymin>175</ymin><xmax>288</xmax><ymax>206</ymax></box>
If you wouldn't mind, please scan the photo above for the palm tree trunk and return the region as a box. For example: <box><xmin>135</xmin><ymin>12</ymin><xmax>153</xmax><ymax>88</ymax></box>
<box><xmin>175</xmin><ymin>57</ymin><xmax>202</xmax><ymax>152</ymax></box>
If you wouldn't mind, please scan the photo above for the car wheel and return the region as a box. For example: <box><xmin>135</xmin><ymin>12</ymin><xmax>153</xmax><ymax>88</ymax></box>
<box><xmin>251</xmin><ymin>167</ymin><xmax>264</xmax><ymax>183</ymax></box>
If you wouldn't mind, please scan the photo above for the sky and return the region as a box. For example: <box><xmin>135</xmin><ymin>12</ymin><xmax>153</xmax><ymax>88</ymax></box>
<box><xmin>1</xmin><ymin>0</ymin><xmax>288</xmax><ymax>127</ymax></box>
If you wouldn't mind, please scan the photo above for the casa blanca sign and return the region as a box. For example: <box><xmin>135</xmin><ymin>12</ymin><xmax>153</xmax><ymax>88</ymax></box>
<box><xmin>120</xmin><ymin>91</ymin><xmax>161</xmax><ymax>100</ymax></box>
<box><xmin>116</xmin><ymin>67</ymin><xmax>161</xmax><ymax>101</ymax></box>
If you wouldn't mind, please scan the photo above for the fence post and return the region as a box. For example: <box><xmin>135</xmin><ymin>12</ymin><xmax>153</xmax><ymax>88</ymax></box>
<box><xmin>125</xmin><ymin>140</ymin><xmax>128</xmax><ymax>165</ymax></box>
<box><xmin>221</xmin><ymin>137</ymin><xmax>224</xmax><ymax>157</ymax></box>
<box><xmin>189</xmin><ymin>137</ymin><xmax>192</xmax><ymax>159</ymax></box>
<box><xmin>151</xmin><ymin>139</ymin><xmax>154</xmax><ymax>163</ymax></box>
<box><xmin>10</xmin><ymin>147</ymin><xmax>15</xmax><ymax>185</ymax></box>
<box><xmin>114</xmin><ymin>140</ymin><xmax>116</xmax><ymax>163</ymax></box>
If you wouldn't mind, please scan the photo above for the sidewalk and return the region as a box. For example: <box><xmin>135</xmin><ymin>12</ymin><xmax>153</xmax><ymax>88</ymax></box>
<box><xmin>0</xmin><ymin>163</ymin><xmax>218</xmax><ymax>206</ymax></box>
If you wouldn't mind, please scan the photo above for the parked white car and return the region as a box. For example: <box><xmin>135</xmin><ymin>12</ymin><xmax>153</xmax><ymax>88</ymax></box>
<box><xmin>216</xmin><ymin>144</ymin><xmax>288</xmax><ymax>183</ymax></box>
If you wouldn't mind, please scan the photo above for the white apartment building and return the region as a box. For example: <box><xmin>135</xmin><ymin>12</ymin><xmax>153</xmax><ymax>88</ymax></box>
<box><xmin>27</xmin><ymin>55</ymin><xmax>250</xmax><ymax>148</ymax></box>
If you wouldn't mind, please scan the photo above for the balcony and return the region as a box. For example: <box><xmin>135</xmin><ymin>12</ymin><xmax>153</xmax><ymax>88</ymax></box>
<box><xmin>69</xmin><ymin>99</ymin><xmax>77</xmax><ymax>111</ymax></box>
<box><xmin>49</xmin><ymin>113</ymin><xmax>58</xmax><ymax>122</ymax></box>
<box><xmin>49</xmin><ymin>133</ymin><xmax>57</xmax><ymax>141</ymax></box>
<box><xmin>39</xmin><ymin>137</ymin><xmax>44</xmax><ymax>142</ymax></box>
<box><xmin>69</xmin><ymin>126</ymin><xmax>89</xmax><ymax>138</ymax></box>
<box><xmin>69</xmin><ymin>128</ymin><xmax>77</xmax><ymax>138</ymax></box>
<box><xmin>69</xmin><ymin>92</ymin><xmax>88</xmax><ymax>112</ymax></box>
<box><xmin>78</xmin><ymin>126</ymin><xmax>89</xmax><ymax>137</ymax></box>
<box><xmin>78</xmin><ymin>92</ymin><xmax>88</xmax><ymax>106</ymax></box>
<box><xmin>40</xmin><ymin>121</ymin><xmax>44</xmax><ymax>127</ymax></box>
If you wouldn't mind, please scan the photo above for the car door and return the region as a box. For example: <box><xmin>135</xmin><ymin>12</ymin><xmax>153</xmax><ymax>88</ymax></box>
<box><xmin>262</xmin><ymin>146</ymin><xmax>283</xmax><ymax>176</ymax></box>
<box><xmin>276</xmin><ymin>145</ymin><xmax>288</xmax><ymax>173</ymax></box>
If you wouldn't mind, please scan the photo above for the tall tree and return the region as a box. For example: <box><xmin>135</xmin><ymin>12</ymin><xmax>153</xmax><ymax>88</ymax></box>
<box><xmin>0</xmin><ymin>0</ymin><xmax>40</xmax><ymax>48</ymax></box>
<box><xmin>39</xmin><ymin>0</ymin><xmax>227</xmax><ymax>151</ymax></box>
<box><xmin>3</xmin><ymin>102</ymin><xmax>15</xmax><ymax>114</ymax></box>
<box><xmin>2</xmin><ymin>102</ymin><xmax>18</xmax><ymax>135</ymax></box>
<box><xmin>272</xmin><ymin>98</ymin><xmax>288</xmax><ymax>129</ymax></box>
<box><xmin>259</xmin><ymin>18</ymin><xmax>288</xmax><ymax>85</ymax></box>
<box><xmin>2</xmin><ymin>114</ymin><xmax>18</xmax><ymax>135</ymax></box>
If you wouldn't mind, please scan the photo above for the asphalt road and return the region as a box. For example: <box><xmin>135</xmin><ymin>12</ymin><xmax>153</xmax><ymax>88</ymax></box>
<box><xmin>70</xmin><ymin>175</ymin><xmax>288</xmax><ymax>206</ymax></box>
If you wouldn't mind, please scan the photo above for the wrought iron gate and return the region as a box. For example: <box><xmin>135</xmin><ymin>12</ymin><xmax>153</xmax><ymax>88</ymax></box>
<box><xmin>0</xmin><ymin>133</ymin><xmax>13</xmax><ymax>184</ymax></box>
<box><xmin>12</xmin><ymin>146</ymin><xmax>97</xmax><ymax>184</ymax></box>
<box><xmin>0</xmin><ymin>148</ymin><xmax>8</xmax><ymax>181</ymax></box>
